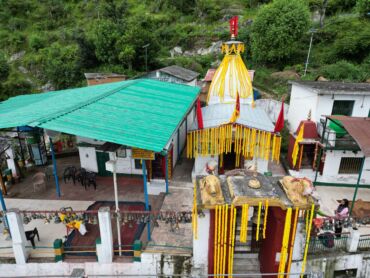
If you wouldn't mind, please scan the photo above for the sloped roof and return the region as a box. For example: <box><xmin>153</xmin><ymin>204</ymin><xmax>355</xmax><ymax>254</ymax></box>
<box><xmin>290</xmin><ymin>81</ymin><xmax>370</xmax><ymax>95</ymax></box>
<box><xmin>159</xmin><ymin>65</ymin><xmax>199</xmax><ymax>82</ymax></box>
<box><xmin>328</xmin><ymin>116</ymin><xmax>370</xmax><ymax>157</ymax></box>
<box><xmin>192</xmin><ymin>103</ymin><xmax>275</xmax><ymax>132</ymax></box>
<box><xmin>0</xmin><ymin>79</ymin><xmax>200</xmax><ymax>153</ymax></box>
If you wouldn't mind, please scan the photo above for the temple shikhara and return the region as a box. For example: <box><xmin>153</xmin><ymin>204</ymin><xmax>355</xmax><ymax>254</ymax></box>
<box><xmin>190</xmin><ymin>16</ymin><xmax>317</xmax><ymax>277</ymax></box>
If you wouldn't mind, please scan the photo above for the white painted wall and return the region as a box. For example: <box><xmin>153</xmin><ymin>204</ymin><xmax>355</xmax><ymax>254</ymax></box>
<box><xmin>78</xmin><ymin>147</ymin><xmax>98</xmax><ymax>172</ymax></box>
<box><xmin>107</xmin><ymin>149</ymin><xmax>143</xmax><ymax>175</ymax></box>
<box><xmin>322</xmin><ymin>150</ymin><xmax>370</xmax><ymax>184</ymax></box>
<box><xmin>193</xmin><ymin>209</ymin><xmax>210</xmax><ymax>273</ymax></box>
<box><xmin>192</xmin><ymin>155</ymin><xmax>219</xmax><ymax>180</ymax></box>
<box><xmin>255</xmin><ymin>99</ymin><xmax>290</xmax><ymax>123</ymax></box>
<box><xmin>287</xmin><ymin>85</ymin><xmax>318</xmax><ymax>132</ymax></box>
<box><xmin>288</xmin><ymin>84</ymin><xmax>370</xmax><ymax>133</ymax></box>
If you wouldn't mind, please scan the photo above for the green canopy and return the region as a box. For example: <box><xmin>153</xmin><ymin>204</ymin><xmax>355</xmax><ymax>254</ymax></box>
<box><xmin>0</xmin><ymin>79</ymin><xmax>200</xmax><ymax>152</ymax></box>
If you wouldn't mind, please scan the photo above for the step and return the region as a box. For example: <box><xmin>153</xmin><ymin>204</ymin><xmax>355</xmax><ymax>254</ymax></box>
<box><xmin>233</xmin><ymin>253</ymin><xmax>259</xmax><ymax>259</ymax></box>
<box><xmin>234</xmin><ymin>246</ymin><xmax>252</xmax><ymax>252</ymax></box>
<box><xmin>233</xmin><ymin>265</ymin><xmax>261</xmax><ymax>274</ymax></box>
<box><xmin>233</xmin><ymin>258</ymin><xmax>259</xmax><ymax>267</ymax></box>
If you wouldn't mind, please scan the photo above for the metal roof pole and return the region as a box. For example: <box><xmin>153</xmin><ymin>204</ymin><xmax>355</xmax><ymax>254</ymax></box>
<box><xmin>111</xmin><ymin>155</ymin><xmax>122</xmax><ymax>256</ymax></box>
<box><xmin>165</xmin><ymin>154</ymin><xmax>169</xmax><ymax>194</ymax></box>
<box><xmin>49</xmin><ymin>138</ymin><xmax>61</xmax><ymax>197</ymax></box>
<box><xmin>142</xmin><ymin>160</ymin><xmax>151</xmax><ymax>241</ymax></box>
<box><xmin>350</xmin><ymin>156</ymin><xmax>366</xmax><ymax>215</ymax></box>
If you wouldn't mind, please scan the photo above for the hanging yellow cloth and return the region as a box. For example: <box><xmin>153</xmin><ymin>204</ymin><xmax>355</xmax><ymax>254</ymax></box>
<box><xmin>292</xmin><ymin>124</ymin><xmax>305</xmax><ymax>167</ymax></box>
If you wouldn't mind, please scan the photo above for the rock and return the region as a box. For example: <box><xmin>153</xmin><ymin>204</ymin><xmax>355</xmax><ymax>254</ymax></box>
<box><xmin>9</xmin><ymin>51</ymin><xmax>25</xmax><ymax>62</ymax></box>
<box><xmin>183</xmin><ymin>50</ymin><xmax>194</xmax><ymax>56</ymax></box>
<box><xmin>41</xmin><ymin>82</ymin><xmax>55</xmax><ymax>92</ymax></box>
<box><xmin>316</xmin><ymin>76</ymin><xmax>328</xmax><ymax>81</ymax></box>
<box><xmin>18</xmin><ymin>66</ymin><xmax>28</xmax><ymax>74</ymax></box>
<box><xmin>170</xmin><ymin>46</ymin><xmax>183</xmax><ymax>58</ymax></box>
<box><xmin>208</xmin><ymin>41</ymin><xmax>222</xmax><ymax>54</ymax></box>
<box><xmin>271</xmin><ymin>70</ymin><xmax>300</xmax><ymax>80</ymax></box>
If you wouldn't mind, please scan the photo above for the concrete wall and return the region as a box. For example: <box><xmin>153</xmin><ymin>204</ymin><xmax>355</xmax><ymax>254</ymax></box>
<box><xmin>255</xmin><ymin>99</ymin><xmax>290</xmax><ymax>123</ymax></box>
<box><xmin>193</xmin><ymin>210</ymin><xmax>210</xmax><ymax>274</ymax></box>
<box><xmin>307</xmin><ymin>253</ymin><xmax>367</xmax><ymax>278</ymax></box>
<box><xmin>0</xmin><ymin>253</ymin><xmax>193</xmax><ymax>277</ymax></box>
<box><xmin>78</xmin><ymin>147</ymin><xmax>98</xmax><ymax>172</ymax></box>
<box><xmin>322</xmin><ymin>150</ymin><xmax>370</xmax><ymax>184</ymax></box>
<box><xmin>108</xmin><ymin>149</ymin><xmax>143</xmax><ymax>175</ymax></box>
<box><xmin>287</xmin><ymin>85</ymin><xmax>318</xmax><ymax>132</ymax></box>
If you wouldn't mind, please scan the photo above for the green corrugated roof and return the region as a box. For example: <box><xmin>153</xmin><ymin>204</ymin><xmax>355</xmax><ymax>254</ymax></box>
<box><xmin>0</xmin><ymin>79</ymin><xmax>200</xmax><ymax>152</ymax></box>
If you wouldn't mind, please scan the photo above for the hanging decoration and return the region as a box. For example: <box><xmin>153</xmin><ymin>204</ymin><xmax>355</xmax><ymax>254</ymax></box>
<box><xmin>262</xmin><ymin>200</ymin><xmax>269</xmax><ymax>239</ymax></box>
<box><xmin>256</xmin><ymin>201</ymin><xmax>262</xmax><ymax>241</ymax></box>
<box><xmin>196</xmin><ymin>97</ymin><xmax>204</xmax><ymax>129</ymax></box>
<box><xmin>292</xmin><ymin>123</ymin><xmax>305</xmax><ymax>167</ymax></box>
<box><xmin>287</xmin><ymin>208</ymin><xmax>300</xmax><ymax>277</ymax></box>
<box><xmin>278</xmin><ymin>207</ymin><xmax>292</xmax><ymax>278</ymax></box>
<box><xmin>229</xmin><ymin>93</ymin><xmax>240</xmax><ymax>123</ymax></box>
<box><xmin>301</xmin><ymin>204</ymin><xmax>315</xmax><ymax>278</ymax></box>
<box><xmin>192</xmin><ymin>180</ymin><xmax>198</xmax><ymax>239</ymax></box>
<box><xmin>240</xmin><ymin>204</ymin><xmax>249</xmax><ymax>243</ymax></box>
<box><xmin>274</xmin><ymin>97</ymin><xmax>285</xmax><ymax>133</ymax></box>
<box><xmin>186</xmin><ymin>124</ymin><xmax>281</xmax><ymax>164</ymax></box>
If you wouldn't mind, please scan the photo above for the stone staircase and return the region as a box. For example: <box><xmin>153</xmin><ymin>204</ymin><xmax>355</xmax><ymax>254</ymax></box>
<box><xmin>233</xmin><ymin>210</ymin><xmax>261</xmax><ymax>277</ymax></box>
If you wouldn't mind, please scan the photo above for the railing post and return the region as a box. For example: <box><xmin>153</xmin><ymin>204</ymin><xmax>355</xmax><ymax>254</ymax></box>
<box><xmin>133</xmin><ymin>239</ymin><xmax>142</xmax><ymax>262</ymax></box>
<box><xmin>346</xmin><ymin>228</ymin><xmax>360</xmax><ymax>252</ymax></box>
<box><xmin>97</xmin><ymin>207</ymin><xmax>113</xmax><ymax>263</ymax></box>
<box><xmin>53</xmin><ymin>239</ymin><xmax>64</xmax><ymax>262</ymax></box>
<box><xmin>7</xmin><ymin>209</ymin><xmax>29</xmax><ymax>264</ymax></box>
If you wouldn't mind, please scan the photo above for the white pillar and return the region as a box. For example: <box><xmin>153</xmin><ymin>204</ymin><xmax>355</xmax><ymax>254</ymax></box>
<box><xmin>193</xmin><ymin>209</ymin><xmax>210</xmax><ymax>274</ymax></box>
<box><xmin>96</xmin><ymin>207</ymin><xmax>113</xmax><ymax>263</ymax></box>
<box><xmin>7</xmin><ymin>209</ymin><xmax>29</xmax><ymax>264</ymax></box>
<box><xmin>292</xmin><ymin>222</ymin><xmax>305</xmax><ymax>261</ymax></box>
<box><xmin>346</xmin><ymin>227</ymin><xmax>360</xmax><ymax>252</ymax></box>
<box><xmin>6</xmin><ymin>148</ymin><xmax>19</xmax><ymax>178</ymax></box>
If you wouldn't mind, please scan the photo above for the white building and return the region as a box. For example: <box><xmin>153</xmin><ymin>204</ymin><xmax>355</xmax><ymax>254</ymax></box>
<box><xmin>287</xmin><ymin>81</ymin><xmax>370</xmax><ymax>186</ymax></box>
<box><xmin>288</xmin><ymin>81</ymin><xmax>370</xmax><ymax>133</ymax></box>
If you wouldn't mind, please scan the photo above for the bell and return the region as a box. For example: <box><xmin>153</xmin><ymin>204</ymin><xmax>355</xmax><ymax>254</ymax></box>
<box><xmin>32</xmin><ymin>213</ymin><xmax>37</xmax><ymax>220</ymax></box>
<box><xmin>128</xmin><ymin>221</ymin><xmax>133</xmax><ymax>228</ymax></box>
<box><xmin>44</xmin><ymin>218</ymin><xmax>50</xmax><ymax>224</ymax></box>
<box><xmin>83</xmin><ymin>214</ymin><xmax>89</xmax><ymax>224</ymax></box>
<box><xmin>48</xmin><ymin>214</ymin><xmax>53</xmax><ymax>221</ymax></box>
<box><xmin>2</xmin><ymin>228</ymin><xmax>9</xmax><ymax>236</ymax></box>
<box><xmin>91</xmin><ymin>215</ymin><xmax>98</xmax><ymax>225</ymax></box>
<box><xmin>123</xmin><ymin>214</ymin><xmax>128</xmax><ymax>223</ymax></box>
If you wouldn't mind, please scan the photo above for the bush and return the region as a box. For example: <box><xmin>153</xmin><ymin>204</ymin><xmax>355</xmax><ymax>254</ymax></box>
<box><xmin>0</xmin><ymin>71</ymin><xmax>32</xmax><ymax>101</ymax></box>
<box><xmin>0</xmin><ymin>52</ymin><xmax>10</xmax><ymax>81</ymax></box>
<box><xmin>356</xmin><ymin>0</ymin><xmax>370</xmax><ymax>18</ymax></box>
<box><xmin>319</xmin><ymin>61</ymin><xmax>365</xmax><ymax>81</ymax></box>
<box><xmin>28</xmin><ymin>34</ymin><xmax>46</xmax><ymax>51</ymax></box>
<box><xmin>251</xmin><ymin>0</ymin><xmax>310</xmax><ymax>66</ymax></box>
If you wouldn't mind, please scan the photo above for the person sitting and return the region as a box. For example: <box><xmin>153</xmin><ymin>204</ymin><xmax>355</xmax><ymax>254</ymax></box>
<box><xmin>334</xmin><ymin>199</ymin><xmax>349</xmax><ymax>237</ymax></box>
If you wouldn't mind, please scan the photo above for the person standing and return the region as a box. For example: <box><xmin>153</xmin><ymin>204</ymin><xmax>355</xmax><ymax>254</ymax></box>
<box><xmin>334</xmin><ymin>199</ymin><xmax>349</xmax><ymax>237</ymax></box>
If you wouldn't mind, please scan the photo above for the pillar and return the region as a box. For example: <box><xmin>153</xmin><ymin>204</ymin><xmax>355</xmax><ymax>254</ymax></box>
<box><xmin>193</xmin><ymin>209</ymin><xmax>210</xmax><ymax>274</ymax></box>
<box><xmin>346</xmin><ymin>227</ymin><xmax>360</xmax><ymax>253</ymax></box>
<box><xmin>49</xmin><ymin>137</ymin><xmax>61</xmax><ymax>197</ymax></box>
<box><xmin>7</xmin><ymin>209</ymin><xmax>29</xmax><ymax>264</ymax></box>
<box><xmin>96</xmin><ymin>207</ymin><xmax>113</xmax><ymax>263</ymax></box>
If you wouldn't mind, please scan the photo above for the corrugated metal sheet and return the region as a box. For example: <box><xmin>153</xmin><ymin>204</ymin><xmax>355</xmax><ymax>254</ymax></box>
<box><xmin>192</xmin><ymin>103</ymin><xmax>274</xmax><ymax>132</ymax></box>
<box><xmin>0</xmin><ymin>79</ymin><xmax>200</xmax><ymax>152</ymax></box>
<box><xmin>328</xmin><ymin>116</ymin><xmax>370</xmax><ymax>157</ymax></box>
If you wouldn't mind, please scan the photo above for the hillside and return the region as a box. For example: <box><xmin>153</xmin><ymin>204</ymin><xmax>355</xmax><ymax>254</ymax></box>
<box><xmin>0</xmin><ymin>0</ymin><xmax>369</xmax><ymax>101</ymax></box>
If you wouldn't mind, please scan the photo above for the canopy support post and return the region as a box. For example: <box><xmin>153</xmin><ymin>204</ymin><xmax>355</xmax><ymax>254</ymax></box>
<box><xmin>112</xmin><ymin>156</ymin><xmax>122</xmax><ymax>256</ymax></box>
<box><xmin>165</xmin><ymin>154</ymin><xmax>169</xmax><ymax>194</ymax></box>
<box><xmin>350</xmin><ymin>156</ymin><xmax>366</xmax><ymax>215</ymax></box>
<box><xmin>142</xmin><ymin>160</ymin><xmax>151</xmax><ymax>241</ymax></box>
<box><xmin>49</xmin><ymin>138</ymin><xmax>61</xmax><ymax>197</ymax></box>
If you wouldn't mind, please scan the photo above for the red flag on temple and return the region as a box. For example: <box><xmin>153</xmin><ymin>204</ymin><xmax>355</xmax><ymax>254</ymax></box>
<box><xmin>229</xmin><ymin>16</ymin><xmax>238</xmax><ymax>38</ymax></box>
<box><xmin>196</xmin><ymin>97</ymin><xmax>204</xmax><ymax>129</ymax></box>
<box><xmin>274</xmin><ymin>98</ymin><xmax>285</xmax><ymax>133</ymax></box>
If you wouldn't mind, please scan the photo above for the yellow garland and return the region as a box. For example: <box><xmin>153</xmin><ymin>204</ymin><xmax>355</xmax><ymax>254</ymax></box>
<box><xmin>192</xmin><ymin>179</ymin><xmax>198</xmax><ymax>239</ymax></box>
<box><xmin>214</xmin><ymin>206</ymin><xmax>218</xmax><ymax>275</ymax></box>
<box><xmin>240</xmin><ymin>204</ymin><xmax>249</xmax><ymax>243</ymax></box>
<box><xmin>287</xmin><ymin>208</ymin><xmax>300</xmax><ymax>277</ymax></box>
<box><xmin>220</xmin><ymin>205</ymin><xmax>225</xmax><ymax>276</ymax></box>
<box><xmin>263</xmin><ymin>200</ymin><xmax>269</xmax><ymax>239</ymax></box>
<box><xmin>230</xmin><ymin>206</ymin><xmax>237</xmax><ymax>277</ymax></box>
<box><xmin>256</xmin><ymin>201</ymin><xmax>262</xmax><ymax>241</ymax></box>
<box><xmin>223</xmin><ymin>204</ymin><xmax>228</xmax><ymax>275</ymax></box>
<box><xmin>228</xmin><ymin>205</ymin><xmax>234</xmax><ymax>276</ymax></box>
<box><xmin>186</xmin><ymin>124</ymin><xmax>281</xmax><ymax>163</ymax></box>
<box><xmin>301</xmin><ymin>204</ymin><xmax>315</xmax><ymax>278</ymax></box>
<box><xmin>278</xmin><ymin>208</ymin><xmax>292</xmax><ymax>278</ymax></box>
<box><xmin>217</xmin><ymin>205</ymin><xmax>221</xmax><ymax>275</ymax></box>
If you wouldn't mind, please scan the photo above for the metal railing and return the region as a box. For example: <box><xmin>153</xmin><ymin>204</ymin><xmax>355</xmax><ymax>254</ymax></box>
<box><xmin>308</xmin><ymin>233</ymin><xmax>349</xmax><ymax>254</ymax></box>
<box><xmin>358</xmin><ymin>234</ymin><xmax>370</xmax><ymax>251</ymax></box>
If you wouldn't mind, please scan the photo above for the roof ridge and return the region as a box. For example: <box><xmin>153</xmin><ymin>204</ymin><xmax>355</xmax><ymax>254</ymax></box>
<box><xmin>30</xmin><ymin>79</ymin><xmax>138</xmax><ymax>126</ymax></box>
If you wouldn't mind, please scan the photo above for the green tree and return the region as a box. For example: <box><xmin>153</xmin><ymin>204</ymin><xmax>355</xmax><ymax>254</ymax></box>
<box><xmin>0</xmin><ymin>52</ymin><xmax>9</xmax><ymax>81</ymax></box>
<box><xmin>251</xmin><ymin>0</ymin><xmax>310</xmax><ymax>65</ymax></box>
<box><xmin>40</xmin><ymin>42</ymin><xmax>82</xmax><ymax>89</ymax></box>
<box><xmin>320</xmin><ymin>60</ymin><xmax>365</xmax><ymax>82</ymax></box>
<box><xmin>356</xmin><ymin>0</ymin><xmax>370</xmax><ymax>18</ymax></box>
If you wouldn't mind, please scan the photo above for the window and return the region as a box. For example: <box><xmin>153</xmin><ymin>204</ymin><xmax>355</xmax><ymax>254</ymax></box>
<box><xmin>134</xmin><ymin>159</ymin><xmax>142</xmax><ymax>169</ymax></box>
<box><xmin>116</xmin><ymin>147</ymin><xmax>126</xmax><ymax>158</ymax></box>
<box><xmin>331</xmin><ymin>100</ymin><xmax>354</xmax><ymax>116</ymax></box>
<box><xmin>338</xmin><ymin>157</ymin><xmax>363</xmax><ymax>174</ymax></box>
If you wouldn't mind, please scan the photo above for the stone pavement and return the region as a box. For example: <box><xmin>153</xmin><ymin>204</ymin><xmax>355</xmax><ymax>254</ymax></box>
<box><xmin>147</xmin><ymin>182</ymin><xmax>193</xmax><ymax>254</ymax></box>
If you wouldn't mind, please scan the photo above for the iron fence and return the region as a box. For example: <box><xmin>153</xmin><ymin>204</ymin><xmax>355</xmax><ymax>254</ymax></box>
<box><xmin>358</xmin><ymin>234</ymin><xmax>370</xmax><ymax>251</ymax></box>
<box><xmin>308</xmin><ymin>233</ymin><xmax>349</xmax><ymax>254</ymax></box>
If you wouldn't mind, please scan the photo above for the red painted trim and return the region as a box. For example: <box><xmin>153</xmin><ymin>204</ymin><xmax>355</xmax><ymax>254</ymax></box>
<box><xmin>208</xmin><ymin>209</ymin><xmax>215</xmax><ymax>275</ymax></box>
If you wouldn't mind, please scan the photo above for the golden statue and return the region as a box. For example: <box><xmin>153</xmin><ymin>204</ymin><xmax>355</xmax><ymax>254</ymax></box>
<box><xmin>199</xmin><ymin>175</ymin><xmax>225</xmax><ymax>205</ymax></box>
